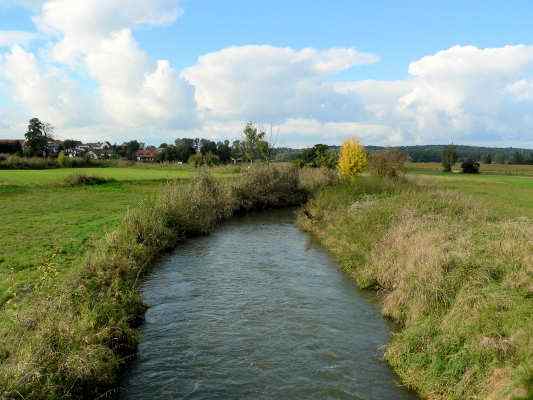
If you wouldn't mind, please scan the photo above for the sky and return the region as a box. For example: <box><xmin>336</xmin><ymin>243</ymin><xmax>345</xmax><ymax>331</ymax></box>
<box><xmin>1</xmin><ymin>1</ymin><xmax>533</xmax><ymax>148</ymax></box>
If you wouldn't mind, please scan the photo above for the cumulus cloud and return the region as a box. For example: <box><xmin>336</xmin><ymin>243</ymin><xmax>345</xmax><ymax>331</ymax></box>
<box><xmin>1</xmin><ymin>45</ymin><xmax>97</xmax><ymax>127</ymax></box>
<box><xmin>2</xmin><ymin>0</ymin><xmax>533</xmax><ymax>147</ymax></box>
<box><xmin>182</xmin><ymin>45</ymin><xmax>377</xmax><ymax>122</ymax></box>
<box><xmin>34</xmin><ymin>0</ymin><xmax>182</xmax><ymax>64</ymax></box>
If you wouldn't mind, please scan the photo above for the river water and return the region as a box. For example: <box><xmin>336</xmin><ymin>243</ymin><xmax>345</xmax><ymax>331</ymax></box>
<box><xmin>119</xmin><ymin>209</ymin><xmax>417</xmax><ymax>400</ymax></box>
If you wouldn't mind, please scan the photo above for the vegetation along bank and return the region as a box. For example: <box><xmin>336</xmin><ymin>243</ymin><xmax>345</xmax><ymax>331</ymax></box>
<box><xmin>0</xmin><ymin>165</ymin><xmax>334</xmax><ymax>399</ymax></box>
<box><xmin>298</xmin><ymin>175</ymin><xmax>532</xmax><ymax>400</ymax></box>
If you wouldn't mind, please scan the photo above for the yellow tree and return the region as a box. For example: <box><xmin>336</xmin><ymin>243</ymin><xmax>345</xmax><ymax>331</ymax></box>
<box><xmin>338</xmin><ymin>138</ymin><xmax>368</xmax><ymax>177</ymax></box>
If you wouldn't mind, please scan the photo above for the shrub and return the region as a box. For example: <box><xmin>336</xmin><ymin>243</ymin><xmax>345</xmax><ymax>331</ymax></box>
<box><xmin>368</xmin><ymin>149</ymin><xmax>408</xmax><ymax>178</ymax></box>
<box><xmin>298</xmin><ymin>167</ymin><xmax>338</xmax><ymax>192</ymax></box>
<box><xmin>461</xmin><ymin>159</ymin><xmax>480</xmax><ymax>174</ymax></box>
<box><xmin>64</xmin><ymin>174</ymin><xmax>114</xmax><ymax>186</ymax></box>
<box><xmin>338</xmin><ymin>138</ymin><xmax>367</xmax><ymax>177</ymax></box>
<box><xmin>232</xmin><ymin>164</ymin><xmax>307</xmax><ymax>211</ymax></box>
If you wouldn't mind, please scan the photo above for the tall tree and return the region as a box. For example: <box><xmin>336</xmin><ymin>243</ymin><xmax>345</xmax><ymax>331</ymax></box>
<box><xmin>442</xmin><ymin>145</ymin><xmax>458</xmax><ymax>172</ymax></box>
<box><xmin>125</xmin><ymin>140</ymin><xmax>140</xmax><ymax>160</ymax></box>
<box><xmin>242</xmin><ymin>122</ymin><xmax>270</xmax><ymax>162</ymax></box>
<box><xmin>24</xmin><ymin>118</ymin><xmax>49</xmax><ymax>157</ymax></box>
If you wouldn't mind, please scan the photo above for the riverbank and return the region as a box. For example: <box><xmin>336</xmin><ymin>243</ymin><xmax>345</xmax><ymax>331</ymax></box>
<box><xmin>0</xmin><ymin>165</ymin><xmax>333</xmax><ymax>399</ymax></box>
<box><xmin>297</xmin><ymin>175</ymin><xmax>532</xmax><ymax>399</ymax></box>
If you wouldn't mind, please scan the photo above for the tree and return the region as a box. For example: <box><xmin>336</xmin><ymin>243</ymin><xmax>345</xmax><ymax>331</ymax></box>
<box><xmin>368</xmin><ymin>149</ymin><xmax>408</xmax><ymax>178</ymax></box>
<box><xmin>442</xmin><ymin>145</ymin><xmax>458</xmax><ymax>172</ymax></box>
<box><xmin>294</xmin><ymin>144</ymin><xmax>337</xmax><ymax>169</ymax></box>
<box><xmin>199</xmin><ymin>139</ymin><xmax>218</xmax><ymax>156</ymax></box>
<box><xmin>482</xmin><ymin>153</ymin><xmax>492</xmax><ymax>164</ymax></box>
<box><xmin>338</xmin><ymin>138</ymin><xmax>367</xmax><ymax>177</ymax></box>
<box><xmin>175</xmin><ymin>138</ymin><xmax>196</xmax><ymax>162</ymax></box>
<box><xmin>63</xmin><ymin>139</ymin><xmax>81</xmax><ymax>150</ymax></box>
<box><xmin>242</xmin><ymin>122</ymin><xmax>270</xmax><ymax>162</ymax></box>
<box><xmin>216</xmin><ymin>140</ymin><xmax>232</xmax><ymax>163</ymax></box>
<box><xmin>125</xmin><ymin>140</ymin><xmax>140</xmax><ymax>160</ymax></box>
<box><xmin>25</xmin><ymin>118</ymin><xmax>49</xmax><ymax>157</ymax></box>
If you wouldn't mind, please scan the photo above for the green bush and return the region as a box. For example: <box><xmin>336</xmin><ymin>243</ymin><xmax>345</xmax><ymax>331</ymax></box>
<box><xmin>63</xmin><ymin>174</ymin><xmax>115</xmax><ymax>186</ymax></box>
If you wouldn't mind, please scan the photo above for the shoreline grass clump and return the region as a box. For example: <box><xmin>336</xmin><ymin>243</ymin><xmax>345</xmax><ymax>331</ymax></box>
<box><xmin>297</xmin><ymin>176</ymin><xmax>532</xmax><ymax>400</ymax></box>
<box><xmin>0</xmin><ymin>164</ymin><xmax>328</xmax><ymax>399</ymax></box>
<box><xmin>63</xmin><ymin>174</ymin><xmax>116</xmax><ymax>186</ymax></box>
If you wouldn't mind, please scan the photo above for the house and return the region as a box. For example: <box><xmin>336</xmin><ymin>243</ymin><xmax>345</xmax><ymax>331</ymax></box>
<box><xmin>46</xmin><ymin>139</ymin><xmax>63</xmax><ymax>156</ymax></box>
<box><xmin>136</xmin><ymin>148</ymin><xmax>158</xmax><ymax>162</ymax></box>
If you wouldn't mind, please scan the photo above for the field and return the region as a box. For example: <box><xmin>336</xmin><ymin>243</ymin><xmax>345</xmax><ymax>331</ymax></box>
<box><xmin>0</xmin><ymin>163</ymin><xmax>531</xmax><ymax>399</ymax></box>
<box><xmin>0</xmin><ymin>166</ymin><xmax>238</xmax><ymax>306</ymax></box>
<box><xmin>407</xmin><ymin>161</ymin><xmax>533</xmax><ymax>176</ymax></box>
<box><xmin>299</xmin><ymin>166</ymin><xmax>533</xmax><ymax>399</ymax></box>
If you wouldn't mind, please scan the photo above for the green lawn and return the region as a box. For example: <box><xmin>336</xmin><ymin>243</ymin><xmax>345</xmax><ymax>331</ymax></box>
<box><xmin>0</xmin><ymin>166</ymin><xmax>197</xmax><ymax>186</ymax></box>
<box><xmin>412</xmin><ymin>171</ymin><xmax>533</xmax><ymax>218</ymax></box>
<box><xmin>0</xmin><ymin>166</ymin><xmax>223</xmax><ymax>305</ymax></box>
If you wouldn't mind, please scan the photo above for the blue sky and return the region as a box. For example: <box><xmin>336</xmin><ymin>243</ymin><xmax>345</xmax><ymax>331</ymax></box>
<box><xmin>1</xmin><ymin>1</ymin><xmax>533</xmax><ymax>147</ymax></box>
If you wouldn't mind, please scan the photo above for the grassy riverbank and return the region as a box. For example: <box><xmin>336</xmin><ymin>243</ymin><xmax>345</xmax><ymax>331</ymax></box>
<box><xmin>0</xmin><ymin>165</ymin><xmax>332</xmax><ymax>399</ymax></box>
<box><xmin>298</xmin><ymin>174</ymin><xmax>532</xmax><ymax>399</ymax></box>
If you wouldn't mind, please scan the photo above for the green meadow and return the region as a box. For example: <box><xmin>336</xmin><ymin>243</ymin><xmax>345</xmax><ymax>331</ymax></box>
<box><xmin>0</xmin><ymin>166</ymin><xmax>241</xmax><ymax>305</ymax></box>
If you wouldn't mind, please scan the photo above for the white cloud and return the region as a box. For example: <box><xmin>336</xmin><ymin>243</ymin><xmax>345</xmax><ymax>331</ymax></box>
<box><xmin>1</xmin><ymin>45</ymin><xmax>98</xmax><ymax>127</ymax></box>
<box><xmin>0</xmin><ymin>31</ymin><xmax>38</xmax><ymax>47</ymax></box>
<box><xmin>2</xmin><ymin>0</ymin><xmax>533</xmax><ymax>147</ymax></box>
<box><xmin>35</xmin><ymin>0</ymin><xmax>182</xmax><ymax>64</ymax></box>
<box><xmin>182</xmin><ymin>45</ymin><xmax>377</xmax><ymax>122</ymax></box>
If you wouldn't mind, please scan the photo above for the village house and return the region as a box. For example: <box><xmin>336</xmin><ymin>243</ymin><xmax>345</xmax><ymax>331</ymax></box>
<box><xmin>135</xmin><ymin>148</ymin><xmax>158</xmax><ymax>162</ymax></box>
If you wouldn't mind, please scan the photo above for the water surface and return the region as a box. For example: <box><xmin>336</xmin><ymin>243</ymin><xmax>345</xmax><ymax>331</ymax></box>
<box><xmin>120</xmin><ymin>209</ymin><xmax>417</xmax><ymax>400</ymax></box>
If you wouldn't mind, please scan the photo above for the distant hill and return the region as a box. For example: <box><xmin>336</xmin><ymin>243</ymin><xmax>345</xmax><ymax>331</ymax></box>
<box><xmin>275</xmin><ymin>144</ymin><xmax>533</xmax><ymax>164</ymax></box>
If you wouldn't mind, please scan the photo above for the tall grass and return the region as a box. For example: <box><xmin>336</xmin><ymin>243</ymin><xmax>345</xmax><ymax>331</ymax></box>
<box><xmin>0</xmin><ymin>155</ymin><xmax>104</xmax><ymax>170</ymax></box>
<box><xmin>0</xmin><ymin>164</ymin><xmax>328</xmax><ymax>399</ymax></box>
<box><xmin>297</xmin><ymin>176</ymin><xmax>532</xmax><ymax>400</ymax></box>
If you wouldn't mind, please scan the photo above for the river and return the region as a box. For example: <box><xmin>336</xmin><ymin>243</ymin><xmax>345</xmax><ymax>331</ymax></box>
<box><xmin>119</xmin><ymin>209</ymin><xmax>417</xmax><ymax>400</ymax></box>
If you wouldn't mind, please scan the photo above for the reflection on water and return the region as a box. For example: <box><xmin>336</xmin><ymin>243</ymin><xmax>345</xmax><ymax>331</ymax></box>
<box><xmin>119</xmin><ymin>209</ymin><xmax>417</xmax><ymax>400</ymax></box>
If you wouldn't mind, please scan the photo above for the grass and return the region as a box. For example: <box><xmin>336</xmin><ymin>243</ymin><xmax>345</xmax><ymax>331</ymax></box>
<box><xmin>407</xmin><ymin>161</ymin><xmax>533</xmax><ymax>176</ymax></box>
<box><xmin>0</xmin><ymin>164</ymin><xmax>331</xmax><ymax>399</ymax></box>
<box><xmin>298</xmin><ymin>171</ymin><xmax>532</xmax><ymax>400</ymax></box>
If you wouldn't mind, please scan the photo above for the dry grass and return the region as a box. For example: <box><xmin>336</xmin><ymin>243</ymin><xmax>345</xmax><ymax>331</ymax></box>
<box><xmin>298</xmin><ymin>176</ymin><xmax>532</xmax><ymax>400</ymax></box>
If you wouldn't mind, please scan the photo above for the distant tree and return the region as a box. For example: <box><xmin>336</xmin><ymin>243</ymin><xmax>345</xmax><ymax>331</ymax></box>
<box><xmin>461</xmin><ymin>159</ymin><xmax>480</xmax><ymax>174</ymax></box>
<box><xmin>63</xmin><ymin>139</ymin><xmax>81</xmax><ymax>150</ymax></box>
<box><xmin>368</xmin><ymin>149</ymin><xmax>408</xmax><ymax>178</ymax></box>
<box><xmin>125</xmin><ymin>140</ymin><xmax>140</xmax><ymax>160</ymax></box>
<box><xmin>442</xmin><ymin>145</ymin><xmax>458</xmax><ymax>172</ymax></box>
<box><xmin>242</xmin><ymin>122</ymin><xmax>270</xmax><ymax>162</ymax></box>
<box><xmin>338</xmin><ymin>138</ymin><xmax>367</xmax><ymax>177</ymax></box>
<box><xmin>216</xmin><ymin>140</ymin><xmax>232</xmax><ymax>163</ymax></box>
<box><xmin>231</xmin><ymin>140</ymin><xmax>244</xmax><ymax>162</ymax></box>
<box><xmin>494</xmin><ymin>152</ymin><xmax>506</xmax><ymax>164</ymax></box>
<box><xmin>199</xmin><ymin>139</ymin><xmax>218</xmax><ymax>155</ymax></box>
<box><xmin>510</xmin><ymin>151</ymin><xmax>525</xmax><ymax>165</ymax></box>
<box><xmin>482</xmin><ymin>153</ymin><xmax>492</xmax><ymax>164</ymax></box>
<box><xmin>156</xmin><ymin>145</ymin><xmax>180</xmax><ymax>162</ymax></box>
<box><xmin>25</xmin><ymin>118</ymin><xmax>50</xmax><ymax>157</ymax></box>
<box><xmin>175</xmin><ymin>138</ymin><xmax>196</xmax><ymax>162</ymax></box>
<box><xmin>294</xmin><ymin>144</ymin><xmax>337</xmax><ymax>169</ymax></box>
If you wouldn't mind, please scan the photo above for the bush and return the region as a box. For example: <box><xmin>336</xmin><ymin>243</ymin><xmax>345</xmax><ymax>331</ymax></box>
<box><xmin>461</xmin><ymin>159</ymin><xmax>480</xmax><ymax>173</ymax></box>
<box><xmin>232</xmin><ymin>164</ymin><xmax>307</xmax><ymax>211</ymax></box>
<box><xmin>63</xmin><ymin>174</ymin><xmax>115</xmax><ymax>186</ymax></box>
<box><xmin>338</xmin><ymin>138</ymin><xmax>367</xmax><ymax>177</ymax></box>
<box><xmin>368</xmin><ymin>150</ymin><xmax>408</xmax><ymax>178</ymax></box>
